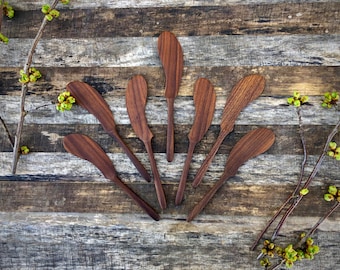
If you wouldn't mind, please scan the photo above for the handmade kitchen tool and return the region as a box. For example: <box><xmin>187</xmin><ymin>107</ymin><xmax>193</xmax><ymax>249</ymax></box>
<box><xmin>63</xmin><ymin>134</ymin><xmax>160</xmax><ymax>221</ymax></box>
<box><xmin>158</xmin><ymin>31</ymin><xmax>184</xmax><ymax>162</ymax></box>
<box><xmin>125</xmin><ymin>75</ymin><xmax>167</xmax><ymax>210</ymax></box>
<box><xmin>187</xmin><ymin>128</ymin><xmax>275</xmax><ymax>222</ymax></box>
<box><xmin>192</xmin><ymin>74</ymin><xmax>265</xmax><ymax>187</ymax></box>
<box><xmin>175</xmin><ymin>78</ymin><xmax>216</xmax><ymax>205</ymax></box>
<box><xmin>67</xmin><ymin>81</ymin><xmax>151</xmax><ymax>182</ymax></box>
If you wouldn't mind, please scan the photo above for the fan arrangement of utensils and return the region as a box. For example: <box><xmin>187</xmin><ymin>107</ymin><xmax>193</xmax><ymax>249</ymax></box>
<box><xmin>63</xmin><ymin>31</ymin><xmax>275</xmax><ymax>221</ymax></box>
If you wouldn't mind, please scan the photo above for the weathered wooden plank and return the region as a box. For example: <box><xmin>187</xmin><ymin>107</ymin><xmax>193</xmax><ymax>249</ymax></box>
<box><xmin>8</xmin><ymin>0</ymin><xmax>337</xmax><ymax>9</ymax></box>
<box><xmin>0</xmin><ymin>212</ymin><xmax>338</xmax><ymax>269</ymax></box>
<box><xmin>1</xmin><ymin>66</ymin><xmax>340</xmax><ymax>96</ymax></box>
<box><xmin>3</xmin><ymin>3</ymin><xmax>339</xmax><ymax>38</ymax></box>
<box><xmin>1</xmin><ymin>124</ymin><xmax>339</xmax><ymax>156</ymax></box>
<box><xmin>1</xmin><ymin>96</ymin><xmax>339</xmax><ymax>126</ymax></box>
<box><xmin>1</xmin><ymin>35</ymin><xmax>339</xmax><ymax>67</ymax></box>
<box><xmin>1</xmin><ymin>152</ymin><xmax>339</xmax><ymax>185</ymax></box>
<box><xmin>0</xmin><ymin>181</ymin><xmax>339</xmax><ymax>218</ymax></box>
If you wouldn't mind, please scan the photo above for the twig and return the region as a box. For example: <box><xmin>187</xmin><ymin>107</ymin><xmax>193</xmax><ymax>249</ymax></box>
<box><xmin>0</xmin><ymin>115</ymin><xmax>14</xmax><ymax>147</ymax></box>
<box><xmin>270</xmin><ymin>119</ymin><xmax>340</xmax><ymax>240</ymax></box>
<box><xmin>267</xmin><ymin>260</ymin><xmax>284</xmax><ymax>270</ymax></box>
<box><xmin>267</xmin><ymin>201</ymin><xmax>340</xmax><ymax>270</ymax></box>
<box><xmin>11</xmin><ymin>0</ymin><xmax>60</xmax><ymax>174</ymax></box>
<box><xmin>0</xmin><ymin>2</ymin><xmax>4</xmax><ymax>32</ymax></box>
<box><xmin>251</xmin><ymin>107</ymin><xmax>308</xmax><ymax>250</ymax></box>
<box><xmin>297</xmin><ymin>201</ymin><xmax>340</xmax><ymax>248</ymax></box>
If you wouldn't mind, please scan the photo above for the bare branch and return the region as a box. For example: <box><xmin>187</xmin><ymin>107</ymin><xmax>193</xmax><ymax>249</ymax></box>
<box><xmin>11</xmin><ymin>0</ymin><xmax>61</xmax><ymax>174</ymax></box>
<box><xmin>0</xmin><ymin>115</ymin><xmax>14</xmax><ymax>148</ymax></box>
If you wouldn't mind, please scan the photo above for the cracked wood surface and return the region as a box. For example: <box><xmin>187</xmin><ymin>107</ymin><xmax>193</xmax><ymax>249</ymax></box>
<box><xmin>0</xmin><ymin>0</ymin><xmax>339</xmax><ymax>269</ymax></box>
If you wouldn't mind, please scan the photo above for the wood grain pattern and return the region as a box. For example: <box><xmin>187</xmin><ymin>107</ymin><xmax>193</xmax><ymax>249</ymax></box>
<box><xmin>3</xmin><ymin>3</ymin><xmax>340</xmax><ymax>38</ymax></box>
<box><xmin>1</xmin><ymin>66</ymin><xmax>340</xmax><ymax>96</ymax></box>
<box><xmin>1</xmin><ymin>0</ymin><xmax>340</xmax><ymax>269</ymax></box>
<box><xmin>1</xmin><ymin>35</ymin><xmax>339</xmax><ymax>67</ymax></box>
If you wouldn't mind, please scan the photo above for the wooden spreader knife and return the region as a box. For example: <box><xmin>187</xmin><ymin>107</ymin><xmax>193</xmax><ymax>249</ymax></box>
<box><xmin>125</xmin><ymin>75</ymin><xmax>167</xmax><ymax>210</ymax></box>
<box><xmin>175</xmin><ymin>78</ymin><xmax>216</xmax><ymax>205</ymax></box>
<box><xmin>63</xmin><ymin>134</ymin><xmax>160</xmax><ymax>221</ymax></box>
<box><xmin>187</xmin><ymin>128</ymin><xmax>275</xmax><ymax>222</ymax></box>
<box><xmin>191</xmin><ymin>74</ymin><xmax>265</xmax><ymax>187</ymax></box>
<box><xmin>158</xmin><ymin>31</ymin><xmax>184</xmax><ymax>162</ymax></box>
<box><xmin>67</xmin><ymin>81</ymin><xmax>151</xmax><ymax>182</ymax></box>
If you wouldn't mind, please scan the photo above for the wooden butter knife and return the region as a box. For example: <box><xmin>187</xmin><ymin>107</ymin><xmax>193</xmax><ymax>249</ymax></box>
<box><xmin>125</xmin><ymin>75</ymin><xmax>167</xmax><ymax>210</ymax></box>
<box><xmin>187</xmin><ymin>128</ymin><xmax>275</xmax><ymax>221</ymax></box>
<box><xmin>63</xmin><ymin>134</ymin><xmax>160</xmax><ymax>221</ymax></box>
<box><xmin>158</xmin><ymin>31</ymin><xmax>184</xmax><ymax>162</ymax></box>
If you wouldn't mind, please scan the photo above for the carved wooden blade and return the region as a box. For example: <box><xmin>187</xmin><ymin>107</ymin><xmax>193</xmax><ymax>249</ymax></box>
<box><xmin>220</xmin><ymin>74</ymin><xmax>265</xmax><ymax>133</ymax></box>
<box><xmin>67</xmin><ymin>81</ymin><xmax>116</xmax><ymax>133</ymax></box>
<box><xmin>125</xmin><ymin>75</ymin><xmax>153</xmax><ymax>143</ymax></box>
<box><xmin>157</xmin><ymin>31</ymin><xmax>183</xmax><ymax>98</ymax></box>
<box><xmin>188</xmin><ymin>78</ymin><xmax>216</xmax><ymax>144</ymax></box>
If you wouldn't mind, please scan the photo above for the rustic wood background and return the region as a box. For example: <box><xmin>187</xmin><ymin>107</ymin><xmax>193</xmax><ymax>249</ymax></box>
<box><xmin>0</xmin><ymin>0</ymin><xmax>339</xmax><ymax>269</ymax></box>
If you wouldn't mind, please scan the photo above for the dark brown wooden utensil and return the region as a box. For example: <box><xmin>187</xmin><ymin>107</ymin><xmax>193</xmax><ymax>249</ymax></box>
<box><xmin>175</xmin><ymin>78</ymin><xmax>216</xmax><ymax>205</ymax></box>
<box><xmin>125</xmin><ymin>75</ymin><xmax>167</xmax><ymax>210</ymax></box>
<box><xmin>187</xmin><ymin>128</ymin><xmax>275</xmax><ymax>222</ymax></box>
<box><xmin>192</xmin><ymin>74</ymin><xmax>265</xmax><ymax>187</ymax></box>
<box><xmin>158</xmin><ymin>31</ymin><xmax>184</xmax><ymax>162</ymax></box>
<box><xmin>63</xmin><ymin>134</ymin><xmax>160</xmax><ymax>221</ymax></box>
<box><xmin>66</xmin><ymin>81</ymin><xmax>151</xmax><ymax>182</ymax></box>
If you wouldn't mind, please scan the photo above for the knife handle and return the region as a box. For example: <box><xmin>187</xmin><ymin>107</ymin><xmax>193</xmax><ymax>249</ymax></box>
<box><xmin>108</xmin><ymin>174</ymin><xmax>160</xmax><ymax>221</ymax></box>
<box><xmin>144</xmin><ymin>140</ymin><xmax>167</xmax><ymax>210</ymax></box>
<box><xmin>107</xmin><ymin>129</ymin><xmax>151</xmax><ymax>182</ymax></box>
<box><xmin>166</xmin><ymin>98</ymin><xmax>175</xmax><ymax>162</ymax></box>
<box><xmin>191</xmin><ymin>131</ymin><xmax>227</xmax><ymax>187</ymax></box>
<box><xmin>175</xmin><ymin>141</ymin><xmax>196</xmax><ymax>205</ymax></box>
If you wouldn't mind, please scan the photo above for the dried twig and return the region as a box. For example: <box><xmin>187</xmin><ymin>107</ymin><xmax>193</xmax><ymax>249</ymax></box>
<box><xmin>270</xmin><ymin>119</ymin><xmax>340</xmax><ymax>240</ymax></box>
<box><xmin>251</xmin><ymin>107</ymin><xmax>308</xmax><ymax>250</ymax></box>
<box><xmin>0</xmin><ymin>2</ymin><xmax>4</xmax><ymax>32</ymax></box>
<box><xmin>298</xmin><ymin>201</ymin><xmax>340</xmax><ymax>245</ymax></box>
<box><xmin>267</xmin><ymin>201</ymin><xmax>340</xmax><ymax>270</ymax></box>
<box><xmin>0</xmin><ymin>115</ymin><xmax>14</xmax><ymax>147</ymax></box>
<box><xmin>11</xmin><ymin>0</ymin><xmax>60</xmax><ymax>174</ymax></box>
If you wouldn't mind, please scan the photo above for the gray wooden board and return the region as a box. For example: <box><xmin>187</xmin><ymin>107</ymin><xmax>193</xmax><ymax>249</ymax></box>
<box><xmin>0</xmin><ymin>213</ymin><xmax>339</xmax><ymax>270</ymax></box>
<box><xmin>1</xmin><ymin>35</ymin><xmax>340</xmax><ymax>67</ymax></box>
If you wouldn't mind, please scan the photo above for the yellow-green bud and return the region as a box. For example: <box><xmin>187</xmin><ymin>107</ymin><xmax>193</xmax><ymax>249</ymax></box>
<box><xmin>324</xmin><ymin>193</ymin><xmax>334</xmax><ymax>202</ymax></box>
<box><xmin>328</xmin><ymin>185</ymin><xmax>338</xmax><ymax>196</ymax></box>
<box><xmin>329</xmin><ymin>142</ymin><xmax>337</xmax><ymax>150</ymax></box>
<box><xmin>299</xmin><ymin>188</ymin><xmax>309</xmax><ymax>196</ymax></box>
<box><xmin>20</xmin><ymin>146</ymin><xmax>30</xmax><ymax>154</ymax></box>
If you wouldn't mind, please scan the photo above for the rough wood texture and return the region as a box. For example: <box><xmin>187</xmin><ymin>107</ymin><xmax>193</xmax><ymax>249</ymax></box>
<box><xmin>0</xmin><ymin>0</ymin><xmax>339</xmax><ymax>269</ymax></box>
